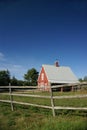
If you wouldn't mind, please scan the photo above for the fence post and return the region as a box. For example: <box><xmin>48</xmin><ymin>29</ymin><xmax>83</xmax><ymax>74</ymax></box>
<box><xmin>9</xmin><ymin>83</ymin><xmax>14</xmax><ymax>111</ymax></box>
<box><xmin>50</xmin><ymin>87</ymin><xmax>55</xmax><ymax>117</ymax></box>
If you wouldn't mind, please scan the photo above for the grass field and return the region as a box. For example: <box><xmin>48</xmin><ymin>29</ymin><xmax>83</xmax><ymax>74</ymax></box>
<box><xmin>0</xmin><ymin>88</ymin><xmax>87</xmax><ymax>130</ymax></box>
<box><xmin>0</xmin><ymin>102</ymin><xmax>87</xmax><ymax>130</ymax></box>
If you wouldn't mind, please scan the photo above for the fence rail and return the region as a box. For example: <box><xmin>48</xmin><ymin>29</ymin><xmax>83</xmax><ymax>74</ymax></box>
<box><xmin>53</xmin><ymin>94</ymin><xmax>87</xmax><ymax>99</ymax></box>
<box><xmin>0</xmin><ymin>83</ymin><xmax>87</xmax><ymax>116</ymax></box>
<box><xmin>51</xmin><ymin>82</ymin><xmax>87</xmax><ymax>88</ymax></box>
<box><xmin>0</xmin><ymin>100</ymin><xmax>52</xmax><ymax>109</ymax></box>
<box><xmin>1</xmin><ymin>93</ymin><xmax>51</xmax><ymax>98</ymax></box>
<box><xmin>54</xmin><ymin>106</ymin><xmax>87</xmax><ymax>110</ymax></box>
<box><xmin>0</xmin><ymin>86</ymin><xmax>37</xmax><ymax>89</ymax></box>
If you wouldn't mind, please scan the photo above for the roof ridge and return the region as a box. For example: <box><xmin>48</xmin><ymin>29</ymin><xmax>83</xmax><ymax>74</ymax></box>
<box><xmin>42</xmin><ymin>64</ymin><xmax>69</xmax><ymax>68</ymax></box>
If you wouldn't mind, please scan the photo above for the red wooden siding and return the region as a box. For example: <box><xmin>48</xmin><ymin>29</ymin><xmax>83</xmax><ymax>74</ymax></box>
<box><xmin>38</xmin><ymin>67</ymin><xmax>49</xmax><ymax>90</ymax></box>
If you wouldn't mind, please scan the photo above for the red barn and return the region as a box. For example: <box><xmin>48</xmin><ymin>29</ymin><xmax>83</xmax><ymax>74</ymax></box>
<box><xmin>37</xmin><ymin>61</ymin><xmax>79</xmax><ymax>91</ymax></box>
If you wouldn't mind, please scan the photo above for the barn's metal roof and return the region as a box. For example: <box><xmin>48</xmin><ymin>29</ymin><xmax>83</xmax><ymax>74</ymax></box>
<box><xmin>42</xmin><ymin>64</ymin><xmax>79</xmax><ymax>84</ymax></box>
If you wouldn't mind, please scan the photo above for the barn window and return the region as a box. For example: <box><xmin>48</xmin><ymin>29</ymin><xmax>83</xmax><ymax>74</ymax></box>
<box><xmin>41</xmin><ymin>73</ymin><xmax>44</xmax><ymax>80</ymax></box>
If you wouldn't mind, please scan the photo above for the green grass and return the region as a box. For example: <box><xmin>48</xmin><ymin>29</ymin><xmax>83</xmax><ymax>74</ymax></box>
<box><xmin>54</xmin><ymin>97</ymin><xmax>87</xmax><ymax>107</ymax></box>
<box><xmin>0</xmin><ymin>90</ymin><xmax>87</xmax><ymax>130</ymax></box>
<box><xmin>0</xmin><ymin>102</ymin><xmax>87</xmax><ymax>130</ymax></box>
<box><xmin>0</xmin><ymin>88</ymin><xmax>87</xmax><ymax>130</ymax></box>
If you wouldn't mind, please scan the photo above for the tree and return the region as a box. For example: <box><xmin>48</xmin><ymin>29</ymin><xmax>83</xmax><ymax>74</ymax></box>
<box><xmin>0</xmin><ymin>70</ymin><xmax>10</xmax><ymax>86</ymax></box>
<box><xmin>17</xmin><ymin>80</ymin><xmax>24</xmax><ymax>86</ymax></box>
<box><xmin>10</xmin><ymin>76</ymin><xmax>18</xmax><ymax>86</ymax></box>
<box><xmin>79</xmin><ymin>78</ymin><xmax>83</xmax><ymax>82</ymax></box>
<box><xmin>11</xmin><ymin>76</ymin><xmax>24</xmax><ymax>86</ymax></box>
<box><xmin>84</xmin><ymin>76</ymin><xmax>87</xmax><ymax>81</ymax></box>
<box><xmin>24</xmin><ymin>68</ymin><xmax>38</xmax><ymax>86</ymax></box>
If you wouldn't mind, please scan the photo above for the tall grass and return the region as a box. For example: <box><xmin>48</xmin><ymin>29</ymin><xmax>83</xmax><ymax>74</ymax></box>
<box><xmin>0</xmin><ymin>102</ymin><xmax>87</xmax><ymax>130</ymax></box>
<box><xmin>0</xmin><ymin>88</ymin><xmax>87</xmax><ymax>130</ymax></box>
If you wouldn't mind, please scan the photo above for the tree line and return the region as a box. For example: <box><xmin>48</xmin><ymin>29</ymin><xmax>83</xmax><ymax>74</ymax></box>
<box><xmin>0</xmin><ymin>68</ymin><xmax>87</xmax><ymax>86</ymax></box>
<box><xmin>0</xmin><ymin>68</ymin><xmax>38</xmax><ymax>86</ymax></box>
<box><xmin>79</xmin><ymin>76</ymin><xmax>87</xmax><ymax>82</ymax></box>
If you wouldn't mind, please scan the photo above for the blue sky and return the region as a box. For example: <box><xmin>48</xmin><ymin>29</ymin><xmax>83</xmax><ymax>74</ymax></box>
<box><xmin>0</xmin><ymin>0</ymin><xmax>87</xmax><ymax>80</ymax></box>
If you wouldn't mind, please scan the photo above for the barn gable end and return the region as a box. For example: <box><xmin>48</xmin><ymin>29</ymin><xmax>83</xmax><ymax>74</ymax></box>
<box><xmin>38</xmin><ymin>67</ymin><xmax>50</xmax><ymax>91</ymax></box>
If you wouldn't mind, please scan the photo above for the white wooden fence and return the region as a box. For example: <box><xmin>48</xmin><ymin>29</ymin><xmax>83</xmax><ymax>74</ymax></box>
<box><xmin>0</xmin><ymin>84</ymin><xmax>87</xmax><ymax>117</ymax></box>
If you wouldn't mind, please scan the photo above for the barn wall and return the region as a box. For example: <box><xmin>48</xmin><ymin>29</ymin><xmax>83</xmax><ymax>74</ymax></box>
<box><xmin>37</xmin><ymin>67</ymin><xmax>50</xmax><ymax>91</ymax></box>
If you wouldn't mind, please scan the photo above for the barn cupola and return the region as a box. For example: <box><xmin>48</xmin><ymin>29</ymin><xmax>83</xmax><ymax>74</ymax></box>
<box><xmin>54</xmin><ymin>60</ymin><xmax>59</xmax><ymax>67</ymax></box>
